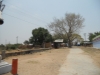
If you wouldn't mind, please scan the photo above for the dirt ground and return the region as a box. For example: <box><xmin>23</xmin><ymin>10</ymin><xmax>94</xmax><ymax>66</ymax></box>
<box><xmin>4</xmin><ymin>48</ymin><xmax>69</xmax><ymax>75</ymax></box>
<box><xmin>81</xmin><ymin>47</ymin><xmax>100</xmax><ymax>67</ymax></box>
<box><xmin>58</xmin><ymin>48</ymin><xmax>100</xmax><ymax>75</ymax></box>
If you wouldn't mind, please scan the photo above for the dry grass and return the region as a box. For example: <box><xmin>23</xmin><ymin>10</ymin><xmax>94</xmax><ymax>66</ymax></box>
<box><xmin>81</xmin><ymin>47</ymin><xmax>100</xmax><ymax>67</ymax></box>
<box><xmin>0</xmin><ymin>49</ymin><xmax>25</xmax><ymax>54</ymax></box>
<box><xmin>27</xmin><ymin>60</ymin><xmax>39</xmax><ymax>64</ymax></box>
<box><xmin>4</xmin><ymin>48</ymin><xmax>69</xmax><ymax>75</ymax></box>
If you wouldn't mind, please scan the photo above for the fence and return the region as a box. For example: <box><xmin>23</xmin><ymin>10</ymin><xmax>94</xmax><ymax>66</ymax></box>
<box><xmin>0</xmin><ymin>48</ymin><xmax>51</xmax><ymax>58</ymax></box>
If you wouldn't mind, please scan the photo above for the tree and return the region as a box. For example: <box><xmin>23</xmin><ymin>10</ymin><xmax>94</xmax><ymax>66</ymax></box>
<box><xmin>88</xmin><ymin>33</ymin><xmax>95</xmax><ymax>42</ymax></box>
<box><xmin>6</xmin><ymin>43</ymin><xmax>22</xmax><ymax>50</ymax></box>
<box><xmin>48</xmin><ymin>13</ymin><xmax>84</xmax><ymax>48</ymax></box>
<box><xmin>89</xmin><ymin>31</ymin><xmax>100</xmax><ymax>42</ymax></box>
<box><xmin>53</xmin><ymin>33</ymin><xmax>83</xmax><ymax>43</ymax></box>
<box><xmin>29</xmin><ymin>36</ymin><xmax>34</xmax><ymax>44</ymax></box>
<box><xmin>30</xmin><ymin>27</ymin><xmax>53</xmax><ymax>45</ymax></box>
<box><xmin>24</xmin><ymin>40</ymin><xmax>29</xmax><ymax>45</ymax></box>
<box><xmin>53</xmin><ymin>33</ymin><xmax>68</xmax><ymax>42</ymax></box>
<box><xmin>0</xmin><ymin>44</ymin><xmax>5</xmax><ymax>50</ymax></box>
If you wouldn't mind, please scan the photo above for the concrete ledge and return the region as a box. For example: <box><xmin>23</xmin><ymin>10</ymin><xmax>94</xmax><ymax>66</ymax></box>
<box><xmin>2</xmin><ymin>48</ymin><xmax>51</xmax><ymax>58</ymax></box>
<box><xmin>0</xmin><ymin>61</ymin><xmax>12</xmax><ymax>74</ymax></box>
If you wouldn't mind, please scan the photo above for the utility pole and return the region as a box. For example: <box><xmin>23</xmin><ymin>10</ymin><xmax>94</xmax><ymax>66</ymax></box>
<box><xmin>43</xmin><ymin>32</ymin><xmax>45</xmax><ymax>48</ymax></box>
<box><xmin>0</xmin><ymin>0</ymin><xmax>5</xmax><ymax>25</ymax></box>
<box><xmin>84</xmin><ymin>33</ymin><xmax>86</xmax><ymax>41</ymax></box>
<box><xmin>0</xmin><ymin>0</ymin><xmax>5</xmax><ymax>12</ymax></box>
<box><xmin>5</xmin><ymin>40</ymin><xmax>7</xmax><ymax>46</ymax></box>
<box><xmin>16</xmin><ymin>36</ymin><xmax>18</xmax><ymax>44</ymax></box>
<box><xmin>84</xmin><ymin>33</ymin><xmax>86</xmax><ymax>47</ymax></box>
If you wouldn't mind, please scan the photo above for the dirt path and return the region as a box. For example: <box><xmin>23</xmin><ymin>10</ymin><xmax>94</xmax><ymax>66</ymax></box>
<box><xmin>58</xmin><ymin>48</ymin><xmax>100</xmax><ymax>75</ymax></box>
<box><xmin>4</xmin><ymin>48</ymin><xmax>69</xmax><ymax>75</ymax></box>
<box><xmin>81</xmin><ymin>47</ymin><xmax>100</xmax><ymax>67</ymax></box>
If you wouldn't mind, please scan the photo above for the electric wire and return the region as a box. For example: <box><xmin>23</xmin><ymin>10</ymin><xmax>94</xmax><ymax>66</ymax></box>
<box><xmin>4</xmin><ymin>1</ymin><xmax>48</xmax><ymax>24</ymax></box>
<box><xmin>3</xmin><ymin>12</ymin><xmax>40</xmax><ymax>26</ymax></box>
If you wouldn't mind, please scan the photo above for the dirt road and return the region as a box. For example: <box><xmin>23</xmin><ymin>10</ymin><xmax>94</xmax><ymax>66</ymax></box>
<box><xmin>3</xmin><ymin>48</ymin><xmax>100</xmax><ymax>75</ymax></box>
<box><xmin>4</xmin><ymin>48</ymin><xmax>69</xmax><ymax>75</ymax></box>
<box><xmin>58</xmin><ymin>48</ymin><xmax>100</xmax><ymax>75</ymax></box>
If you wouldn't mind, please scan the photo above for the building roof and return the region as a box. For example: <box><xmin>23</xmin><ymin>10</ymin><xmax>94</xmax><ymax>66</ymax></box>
<box><xmin>93</xmin><ymin>35</ymin><xmax>100</xmax><ymax>41</ymax></box>
<box><xmin>54</xmin><ymin>39</ymin><xmax>63</xmax><ymax>42</ymax></box>
<box><xmin>83</xmin><ymin>41</ymin><xmax>92</xmax><ymax>44</ymax></box>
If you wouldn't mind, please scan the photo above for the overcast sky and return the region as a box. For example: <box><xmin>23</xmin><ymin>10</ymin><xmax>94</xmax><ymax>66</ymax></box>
<box><xmin>0</xmin><ymin>0</ymin><xmax>100</xmax><ymax>44</ymax></box>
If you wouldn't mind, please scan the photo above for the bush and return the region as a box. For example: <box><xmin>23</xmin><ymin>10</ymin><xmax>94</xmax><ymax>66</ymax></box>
<box><xmin>6</xmin><ymin>43</ymin><xmax>22</xmax><ymax>50</ymax></box>
<box><xmin>10</xmin><ymin>45</ymin><xmax>16</xmax><ymax>49</ymax></box>
<box><xmin>18</xmin><ymin>45</ymin><xmax>33</xmax><ymax>49</ymax></box>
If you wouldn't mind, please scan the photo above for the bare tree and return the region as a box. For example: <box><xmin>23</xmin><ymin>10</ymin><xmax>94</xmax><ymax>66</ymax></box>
<box><xmin>48</xmin><ymin>13</ymin><xmax>84</xmax><ymax>48</ymax></box>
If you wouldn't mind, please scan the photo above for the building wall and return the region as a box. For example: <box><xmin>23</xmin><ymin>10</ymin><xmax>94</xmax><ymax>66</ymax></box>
<box><xmin>93</xmin><ymin>36</ymin><xmax>100</xmax><ymax>49</ymax></box>
<box><xmin>93</xmin><ymin>41</ymin><xmax>100</xmax><ymax>48</ymax></box>
<box><xmin>45</xmin><ymin>42</ymin><xmax>51</xmax><ymax>48</ymax></box>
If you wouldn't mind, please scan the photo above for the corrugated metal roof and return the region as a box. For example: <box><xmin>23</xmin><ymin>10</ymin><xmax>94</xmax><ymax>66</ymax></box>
<box><xmin>54</xmin><ymin>39</ymin><xmax>63</xmax><ymax>42</ymax></box>
<box><xmin>93</xmin><ymin>35</ymin><xmax>100</xmax><ymax>41</ymax></box>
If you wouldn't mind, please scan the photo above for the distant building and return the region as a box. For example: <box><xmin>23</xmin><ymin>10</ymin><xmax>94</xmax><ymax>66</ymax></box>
<box><xmin>53</xmin><ymin>39</ymin><xmax>63</xmax><ymax>48</ymax></box>
<box><xmin>93</xmin><ymin>35</ymin><xmax>100</xmax><ymax>49</ymax></box>
<box><xmin>82</xmin><ymin>41</ymin><xmax>92</xmax><ymax>47</ymax></box>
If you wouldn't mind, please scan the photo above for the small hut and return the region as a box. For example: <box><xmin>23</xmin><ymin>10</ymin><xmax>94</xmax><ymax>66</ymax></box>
<box><xmin>53</xmin><ymin>39</ymin><xmax>63</xmax><ymax>48</ymax></box>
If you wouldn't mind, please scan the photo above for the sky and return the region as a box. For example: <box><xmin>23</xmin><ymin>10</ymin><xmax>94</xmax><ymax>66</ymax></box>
<box><xmin>0</xmin><ymin>0</ymin><xmax>100</xmax><ymax>44</ymax></box>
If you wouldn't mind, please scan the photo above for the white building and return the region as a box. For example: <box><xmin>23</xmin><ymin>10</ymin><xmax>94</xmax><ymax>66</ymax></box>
<box><xmin>93</xmin><ymin>35</ymin><xmax>100</xmax><ymax>49</ymax></box>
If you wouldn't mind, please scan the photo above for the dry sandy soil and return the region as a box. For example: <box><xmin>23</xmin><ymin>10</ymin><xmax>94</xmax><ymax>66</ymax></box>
<box><xmin>58</xmin><ymin>48</ymin><xmax>100</xmax><ymax>75</ymax></box>
<box><xmin>4</xmin><ymin>48</ymin><xmax>69</xmax><ymax>75</ymax></box>
<box><xmin>81</xmin><ymin>47</ymin><xmax>100</xmax><ymax>67</ymax></box>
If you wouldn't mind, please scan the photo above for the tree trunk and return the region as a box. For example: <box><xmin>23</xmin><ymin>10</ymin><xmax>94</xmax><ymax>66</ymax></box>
<box><xmin>67</xmin><ymin>27</ymin><xmax>72</xmax><ymax>48</ymax></box>
<box><xmin>68</xmin><ymin>39</ymin><xmax>72</xmax><ymax>48</ymax></box>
